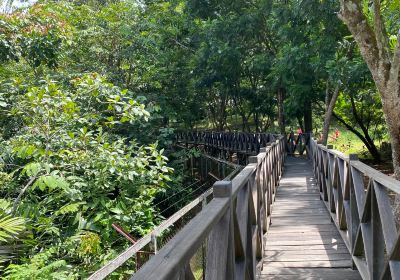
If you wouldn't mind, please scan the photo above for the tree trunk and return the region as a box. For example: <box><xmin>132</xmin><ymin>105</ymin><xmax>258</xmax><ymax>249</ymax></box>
<box><xmin>241</xmin><ymin>115</ymin><xmax>247</xmax><ymax>132</ymax></box>
<box><xmin>297</xmin><ymin>116</ymin><xmax>304</xmax><ymax>132</ymax></box>
<box><xmin>384</xmin><ymin>98</ymin><xmax>400</xmax><ymax>178</ymax></box>
<box><xmin>339</xmin><ymin>0</ymin><xmax>400</xmax><ymax>179</ymax></box>
<box><xmin>322</xmin><ymin>84</ymin><xmax>340</xmax><ymax>145</ymax></box>
<box><xmin>254</xmin><ymin>112</ymin><xmax>260</xmax><ymax>133</ymax></box>
<box><xmin>277</xmin><ymin>87</ymin><xmax>285</xmax><ymax>134</ymax></box>
<box><xmin>262</xmin><ymin>115</ymin><xmax>272</xmax><ymax>132</ymax></box>
<box><xmin>233</xmin><ymin>96</ymin><xmax>250</xmax><ymax>132</ymax></box>
<box><xmin>303</xmin><ymin>98</ymin><xmax>312</xmax><ymax>133</ymax></box>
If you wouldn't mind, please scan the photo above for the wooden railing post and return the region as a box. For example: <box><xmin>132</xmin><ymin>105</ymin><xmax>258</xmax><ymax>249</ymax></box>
<box><xmin>205</xmin><ymin>181</ymin><xmax>234</xmax><ymax>280</ymax></box>
<box><xmin>249</xmin><ymin>155</ymin><xmax>264</xmax><ymax>254</ymax></box>
<box><xmin>325</xmin><ymin>145</ymin><xmax>335</xmax><ymax>213</ymax></box>
<box><xmin>264</xmin><ymin>144</ymin><xmax>273</xmax><ymax>217</ymax></box>
<box><xmin>151</xmin><ymin>233</ymin><xmax>158</xmax><ymax>254</ymax></box>
<box><xmin>348</xmin><ymin>154</ymin><xmax>360</xmax><ymax>248</ymax></box>
<box><xmin>309</xmin><ymin>138</ymin><xmax>400</xmax><ymax>279</ymax></box>
<box><xmin>348</xmin><ymin>153</ymin><xmax>359</xmax><ymax>269</ymax></box>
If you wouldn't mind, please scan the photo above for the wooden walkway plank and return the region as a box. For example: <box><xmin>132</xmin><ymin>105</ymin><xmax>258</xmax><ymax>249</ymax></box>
<box><xmin>259</xmin><ymin>156</ymin><xmax>361</xmax><ymax>280</ymax></box>
<box><xmin>260</xmin><ymin>268</ymin><xmax>362</xmax><ymax>280</ymax></box>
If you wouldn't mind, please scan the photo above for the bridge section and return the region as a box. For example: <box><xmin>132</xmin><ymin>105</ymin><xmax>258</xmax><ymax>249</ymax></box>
<box><xmin>90</xmin><ymin>132</ymin><xmax>400</xmax><ymax>280</ymax></box>
<box><xmin>261</xmin><ymin>156</ymin><xmax>361</xmax><ymax>279</ymax></box>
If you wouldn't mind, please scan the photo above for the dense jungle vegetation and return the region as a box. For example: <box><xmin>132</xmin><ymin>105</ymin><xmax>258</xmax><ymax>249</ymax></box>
<box><xmin>0</xmin><ymin>0</ymin><xmax>399</xmax><ymax>278</ymax></box>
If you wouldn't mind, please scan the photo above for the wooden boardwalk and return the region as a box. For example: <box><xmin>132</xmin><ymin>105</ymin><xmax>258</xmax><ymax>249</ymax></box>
<box><xmin>260</xmin><ymin>156</ymin><xmax>361</xmax><ymax>280</ymax></box>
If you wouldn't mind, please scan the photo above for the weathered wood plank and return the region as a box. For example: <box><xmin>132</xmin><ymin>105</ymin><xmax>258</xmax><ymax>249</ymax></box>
<box><xmin>271</xmin><ymin>211</ymin><xmax>328</xmax><ymax>216</ymax></box>
<box><xmin>265</xmin><ymin>239</ymin><xmax>345</xmax><ymax>246</ymax></box>
<box><xmin>260</xmin><ymin>268</ymin><xmax>361</xmax><ymax>279</ymax></box>
<box><xmin>270</xmin><ymin>220</ymin><xmax>333</xmax><ymax>226</ymax></box>
<box><xmin>265</xmin><ymin>249</ymin><xmax>350</xmax><ymax>255</ymax></box>
<box><xmin>272</xmin><ymin>201</ymin><xmax>327</xmax><ymax>206</ymax></box>
<box><xmin>265</xmin><ymin>244</ymin><xmax>349</xmax><ymax>251</ymax></box>
<box><xmin>260</xmin><ymin>156</ymin><xmax>360</xmax><ymax>280</ymax></box>
<box><xmin>266</xmin><ymin>235</ymin><xmax>343</xmax><ymax>242</ymax></box>
<box><xmin>266</xmin><ymin>231</ymin><xmax>342</xmax><ymax>237</ymax></box>
<box><xmin>266</xmin><ymin>224</ymin><xmax>341</xmax><ymax>233</ymax></box>
<box><xmin>269</xmin><ymin>215</ymin><xmax>330</xmax><ymax>220</ymax></box>
<box><xmin>259</xmin><ymin>275</ymin><xmax>360</xmax><ymax>280</ymax></box>
<box><xmin>264</xmin><ymin>254</ymin><xmax>352</xmax><ymax>261</ymax></box>
<box><xmin>264</xmin><ymin>260</ymin><xmax>352</xmax><ymax>268</ymax></box>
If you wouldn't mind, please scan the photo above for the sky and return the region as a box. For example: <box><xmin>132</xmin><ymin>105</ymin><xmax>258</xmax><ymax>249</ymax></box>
<box><xmin>0</xmin><ymin>0</ymin><xmax>38</xmax><ymax>13</ymax></box>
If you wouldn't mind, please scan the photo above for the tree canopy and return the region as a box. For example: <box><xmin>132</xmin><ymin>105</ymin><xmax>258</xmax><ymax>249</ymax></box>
<box><xmin>0</xmin><ymin>0</ymin><xmax>399</xmax><ymax>278</ymax></box>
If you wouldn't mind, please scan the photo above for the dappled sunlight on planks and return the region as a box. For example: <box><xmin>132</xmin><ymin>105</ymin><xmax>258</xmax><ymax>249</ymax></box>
<box><xmin>260</xmin><ymin>156</ymin><xmax>361</xmax><ymax>280</ymax></box>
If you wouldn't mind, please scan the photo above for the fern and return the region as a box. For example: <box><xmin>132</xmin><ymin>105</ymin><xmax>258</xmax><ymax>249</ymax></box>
<box><xmin>55</xmin><ymin>202</ymin><xmax>85</xmax><ymax>216</ymax></box>
<box><xmin>0</xmin><ymin>199</ymin><xmax>11</xmax><ymax>212</ymax></box>
<box><xmin>4</xmin><ymin>248</ymin><xmax>75</xmax><ymax>280</ymax></box>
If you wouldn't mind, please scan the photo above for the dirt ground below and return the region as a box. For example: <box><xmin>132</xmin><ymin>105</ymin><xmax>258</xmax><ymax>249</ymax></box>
<box><xmin>361</xmin><ymin>159</ymin><xmax>394</xmax><ymax>177</ymax></box>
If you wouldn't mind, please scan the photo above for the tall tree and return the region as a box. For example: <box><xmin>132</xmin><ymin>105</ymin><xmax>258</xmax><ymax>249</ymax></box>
<box><xmin>339</xmin><ymin>0</ymin><xmax>400</xmax><ymax>178</ymax></box>
<box><xmin>321</xmin><ymin>81</ymin><xmax>340</xmax><ymax>145</ymax></box>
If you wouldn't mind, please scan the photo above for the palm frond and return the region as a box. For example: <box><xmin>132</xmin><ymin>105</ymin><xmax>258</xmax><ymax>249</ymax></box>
<box><xmin>0</xmin><ymin>215</ymin><xmax>25</xmax><ymax>242</ymax></box>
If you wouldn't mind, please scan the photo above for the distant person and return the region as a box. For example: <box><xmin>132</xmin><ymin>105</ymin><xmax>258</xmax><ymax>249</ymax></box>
<box><xmin>331</xmin><ymin>128</ymin><xmax>341</xmax><ymax>141</ymax></box>
<box><xmin>297</xmin><ymin>127</ymin><xmax>303</xmax><ymax>135</ymax></box>
<box><xmin>335</xmin><ymin>128</ymin><xmax>340</xmax><ymax>138</ymax></box>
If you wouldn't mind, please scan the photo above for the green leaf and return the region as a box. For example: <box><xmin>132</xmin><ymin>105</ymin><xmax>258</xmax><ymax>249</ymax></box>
<box><xmin>55</xmin><ymin>202</ymin><xmax>86</xmax><ymax>216</ymax></box>
<box><xmin>0</xmin><ymin>215</ymin><xmax>25</xmax><ymax>242</ymax></box>
<box><xmin>22</xmin><ymin>162</ymin><xmax>42</xmax><ymax>177</ymax></box>
<box><xmin>32</xmin><ymin>174</ymin><xmax>69</xmax><ymax>192</ymax></box>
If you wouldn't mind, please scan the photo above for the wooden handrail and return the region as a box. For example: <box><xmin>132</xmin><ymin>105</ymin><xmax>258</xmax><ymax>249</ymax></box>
<box><xmin>88</xmin><ymin>132</ymin><xmax>282</xmax><ymax>280</ymax></box>
<box><xmin>88</xmin><ymin>187</ymin><xmax>215</xmax><ymax>280</ymax></box>
<box><xmin>309</xmin><ymin>137</ymin><xmax>400</xmax><ymax>280</ymax></box>
<box><xmin>132</xmin><ymin>195</ymin><xmax>230</xmax><ymax>280</ymax></box>
<box><xmin>175</xmin><ymin>131</ymin><xmax>278</xmax><ymax>159</ymax></box>
<box><xmin>131</xmin><ymin>136</ymin><xmax>286</xmax><ymax>279</ymax></box>
<box><xmin>287</xmin><ymin>132</ymin><xmax>311</xmax><ymax>155</ymax></box>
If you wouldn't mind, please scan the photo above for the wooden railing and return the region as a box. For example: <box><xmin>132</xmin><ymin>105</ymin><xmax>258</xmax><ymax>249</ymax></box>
<box><xmin>309</xmin><ymin>138</ymin><xmax>400</xmax><ymax>280</ymax></box>
<box><xmin>176</xmin><ymin>131</ymin><xmax>277</xmax><ymax>156</ymax></box>
<box><xmin>88</xmin><ymin>133</ymin><xmax>280</xmax><ymax>280</ymax></box>
<box><xmin>87</xmin><ymin>188</ymin><xmax>213</xmax><ymax>280</ymax></box>
<box><xmin>286</xmin><ymin>132</ymin><xmax>311</xmax><ymax>155</ymax></box>
<box><xmin>131</xmin><ymin>136</ymin><xmax>286</xmax><ymax>280</ymax></box>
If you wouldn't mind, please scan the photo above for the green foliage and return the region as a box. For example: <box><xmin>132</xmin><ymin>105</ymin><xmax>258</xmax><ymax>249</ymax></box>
<box><xmin>4</xmin><ymin>247</ymin><xmax>73</xmax><ymax>280</ymax></box>
<box><xmin>0</xmin><ymin>215</ymin><xmax>25</xmax><ymax>243</ymax></box>
<box><xmin>0</xmin><ymin>199</ymin><xmax>26</xmax><ymax>267</ymax></box>
<box><xmin>0</xmin><ymin>74</ymin><xmax>172</xmax><ymax>276</ymax></box>
<box><xmin>0</xmin><ymin>4</ymin><xmax>68</xmax><ymax>68</ymax></box>
<box><xmin>0</xmin><ymin>0</ymin><xmax>396</xmax><ymax>277</ymax></box>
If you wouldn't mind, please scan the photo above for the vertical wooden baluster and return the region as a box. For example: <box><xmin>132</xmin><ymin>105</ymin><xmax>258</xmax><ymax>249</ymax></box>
<box><xmin>371</xmin><ymin>180</ymin><xmax>385</xmax><ymax>279</ymax></box>
<box><xmin>205</xmin><ymin>181</ymin><xmax>233</xmax><ymax>280</ymax></box>
<box><xmin>260</xmin><ymin>147</ymin><xmax>268</xmax><ymax>232</ymax></box>
<box><xmin>249</xmin><ymin>155</ymin><xmax>263</xmax><ymax>258</ymax></box>
<box><xmin>151</xmin><ymin>233</ymin><xmax>157</xmax><ymax>255</ymax></box>
<box><xmin>348</xmin><ymin>154</ymin><xmax>359</xmax><ymax>258</ymax></box>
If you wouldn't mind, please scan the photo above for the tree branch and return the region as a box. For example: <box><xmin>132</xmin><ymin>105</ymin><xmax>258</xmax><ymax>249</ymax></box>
<box><xmin>333</xmin><ymin>112</ymin><xmax>371</xmax><ymax>148</ymax></box>
<box><xmin>333</xmin><ymin>111</ymin><xmax>381</xmax><ymax>161</ymax></box>
<box><xmin>322</xmin><ymin>83</ymin><xmax>340</xmax><ymax>145</ymax></box>
<box><xmin>389</xmin><ymin>30</ymin><xmax>400</xmax><ymax>91</ymax></box>
<box><xmin>339</xmin><ymin>0</ymin><xmax>389</xmax><ymax>91</ymax></box>
<box><xmin>12</xmin><ymin>176</ymin><xmax>36</xmax><ymax>214</ymax></box>
<box><xmin>373</xmin><ymin>0</ymin><xmax>390</xmax><ymax>63</ymax></box>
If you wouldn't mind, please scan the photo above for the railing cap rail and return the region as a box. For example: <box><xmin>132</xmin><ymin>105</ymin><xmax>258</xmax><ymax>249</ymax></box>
<box><xmin>314</xmin><ymin>140</ymin><xmax>400</xmax><ymax>194</ymax></box>
<box><xmin>130</xmin><ymin>193</ymin><xmax>231</xmax><ymax>280</ymax></box>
